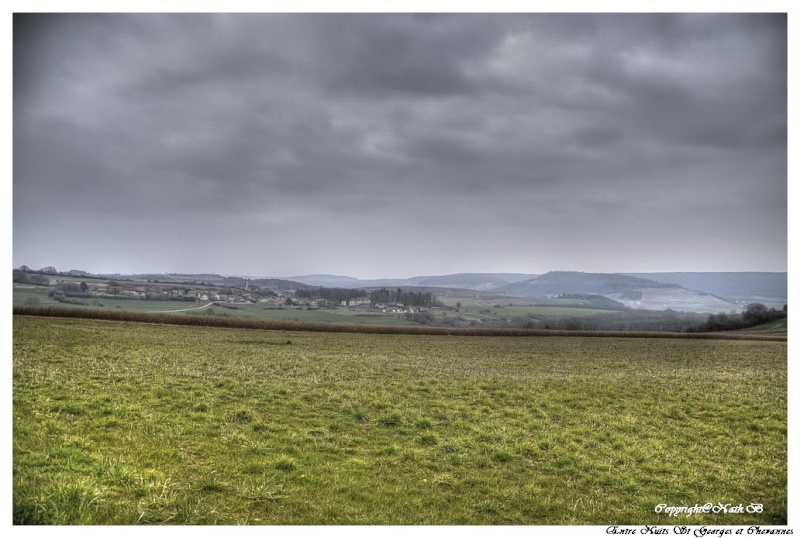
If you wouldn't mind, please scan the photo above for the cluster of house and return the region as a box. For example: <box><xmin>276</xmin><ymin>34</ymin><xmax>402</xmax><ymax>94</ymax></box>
<box><xmin>373</xmin><ymin>303</ymin><xmax>422</xmax><ymax>314</ymax></box>
<box><xmin>97</xmin><ymin>282</ymin><xmax>426</xmax><ymax>314</ymax></box>
<box><xmin>170</xmin><ymin>288</ymin><xmax>284</xmax><ymax>304</ymax></box>
<box><xmin>114</xmin><ymin>286</ymin><xmax>273</xmax><ymax>304</ymax></box>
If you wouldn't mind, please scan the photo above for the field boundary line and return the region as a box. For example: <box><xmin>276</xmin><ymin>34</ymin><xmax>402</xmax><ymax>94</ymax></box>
<box><xmin>12</xmin><ymin>305</ymin><xmax>787</xmax><ymax>341</ymax></box>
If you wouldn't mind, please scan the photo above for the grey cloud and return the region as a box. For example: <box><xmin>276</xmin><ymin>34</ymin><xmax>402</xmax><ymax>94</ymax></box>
<box><xmin>302</xmin><ymin>14</ymin><xmax>512</xmax><ymax>98</ymax></box>
<box><xmin>13</xmin><ymin>13</ymin><xmax>786</xmax><ymax>276</ymax></box>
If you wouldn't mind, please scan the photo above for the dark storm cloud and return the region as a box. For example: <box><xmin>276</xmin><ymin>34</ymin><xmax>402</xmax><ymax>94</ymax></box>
<box><xmin>13</xmin><ymin>13</ymin><xmax>787</xmax><ymax>276</ymax></box>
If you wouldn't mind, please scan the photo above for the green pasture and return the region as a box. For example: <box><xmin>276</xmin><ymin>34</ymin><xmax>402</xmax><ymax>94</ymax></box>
<box><xmin>204</xmin><ymin>303</ymin><xmax>416</xmax><ymax>326</ymax></box>
<box><xmin>734</xmin><ymin>318</ymin><xmax>788</xmax><ymax>335</ymax></box>
<box><xmin>14</xmin><ymin>287</ymin><xmax>616</xmax><ymax>327</ymax></box>
<box><xmin>12</xmin><ymin>288</ymin><xmax>415</xmax><ymax>325</ymax></box>
<box><xmin>13</xmin><ymin>287</ymin><xmax>196</xmax><ymax>313</ymax></box>
<box><xmin>13</xmin><ymin>287</ymin><xmax>63</xmax><ymax>307</ymax></box>
<box><xmin>13</xmin><ymin>316</ymin><xmax>787</xmax><ymax>525</ymax></box>
<box><xmin>455</xmin><ymin>304</ymin><xmax>617</xmax><ymax>321</ymax></box>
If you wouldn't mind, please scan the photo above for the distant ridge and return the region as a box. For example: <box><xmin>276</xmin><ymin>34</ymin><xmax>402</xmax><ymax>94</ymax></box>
<box><xmin>623</xmin><ymin>272</ymin><xmax>787</xmax><ymax>305</ymax></box>
<box><xmin>412</xmin><ymin>273</ymin><xmax>535</xmax><ymax>290</ymax></box>
<box><xmin>495</xmin><ymin>271</ymin><xmax>785</xmax><ymax>312</ymax></box>
<box><xmin>286</xmin><ymin>272</ymin><xmax>536</xmax><ymax>290</ymax></box>
<box><xmin>287</xmin><ymin>274</ymin><xmax>362</xmax><ymax>286</ymax></box>
<box><xmin>30</xmin><ymin>267</ymin><xmax>785</xmax><ymax>313</ymax></box>
<box><xmin>498</xmin><ymin>271</ymin><xmax>677</xmax><ymax>297</ymax></box>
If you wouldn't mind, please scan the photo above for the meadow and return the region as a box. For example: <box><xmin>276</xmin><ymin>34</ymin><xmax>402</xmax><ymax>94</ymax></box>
<box><xmin>12</xmin><ymin>286</ymin><xmax>615</xmax><ymax>328</ymax></box>
<box><xmin>13</xmin><ymin>315</ymin><xmax>787</xmax><ymax>525</ymax></box>
<box><xmin>450</xmin><ymin>304</ymin><xmax>617</xmax><ymax>321</ymax></box>
<box><xmin>13</xmin><ymin>287</ymin><xmax>418</xmax><ymax>326</ymax></box>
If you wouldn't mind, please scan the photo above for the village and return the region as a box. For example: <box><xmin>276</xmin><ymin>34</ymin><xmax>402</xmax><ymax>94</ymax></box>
<box><xmin>13</xmin><ymin>267</ymin><xmax>429</xmax><ymax>315</ymax></box>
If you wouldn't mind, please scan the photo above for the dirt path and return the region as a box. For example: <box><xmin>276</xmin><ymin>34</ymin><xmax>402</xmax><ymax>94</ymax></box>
<box><xmin>157</xmin><ymin>302</ymin><xmax>215</xmax><ymax>313</ymax></box>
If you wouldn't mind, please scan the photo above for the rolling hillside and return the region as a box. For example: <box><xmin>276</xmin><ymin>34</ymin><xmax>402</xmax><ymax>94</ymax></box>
<box><xmin>32</xmin><ymin>268</ymin><xmax>782</xmax><ymax>314</ymax></box>
<box><xmin>498</xmin><ymin>272</ymin><xmax>674</xmax><ymax>297</ymax></box>
<box><xmin>287</xmin><ymin>272</ymin><xmax>536</xmax><ymax>290</ymax></box>
<box><xmin>498</xmin><ymin>272</ymin><xmax>740</xmax><ymax>313</ymax></box>
<box><xmin>624</xmin><ymin>272</ymin><xmax>787</xmax><ymax>309</ymax></box>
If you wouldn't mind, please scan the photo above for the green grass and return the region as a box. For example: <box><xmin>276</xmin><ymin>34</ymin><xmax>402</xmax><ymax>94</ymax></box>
<box><xmin>13</xmin><ymin>288</ymin><xmax>418</xmax><ymax>325</ymax></box>
<box><xmin>13</xmin><ymin>287</ymin><xmax>206</xmax><ymax>313</ymax></box>
<box><xmin>12</xmin><ymin>305</ymin><xmax>787</xmax><ymax>340</ymax></box>
<box><xmin>207</xmin><ymin>303</ymin><xmax>416</xmax><ymax>326</ymax></box>
<box><xmin>456</xmin><ymin>304</ymin><xmax>617</xmax><ymax>321</ymax></box>
<box><xmin>732</xmin><ymin>319</ymin><xmax>788</xmax><ymax>335</ymax></box>
<box><xmin>13</xmin><ymin>287</ymin><xmax>64</xmax><ymax>307</ymax></box>
<box><xmin>13</xmin><ymin>316</ymin><xmax>787</xmax><ymax>525</ymax></box>
<box><xmin>12</xmin><ymin>288</ymin><xmax>612</xmax><ymax>327</ymax></box>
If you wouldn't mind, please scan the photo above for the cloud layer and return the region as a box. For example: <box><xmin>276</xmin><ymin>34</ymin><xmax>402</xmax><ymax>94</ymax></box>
<box><xmin>13</xmin><ymin>13</ymin><xmax>787</xmax><ymax>277</ymax></box>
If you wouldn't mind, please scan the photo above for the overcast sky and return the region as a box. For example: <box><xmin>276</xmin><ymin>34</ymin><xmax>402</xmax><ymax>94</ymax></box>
<box><xmin>12</xmin><ymin>12</ymin><xmax>787</xmax><ymax>279</ymax></box>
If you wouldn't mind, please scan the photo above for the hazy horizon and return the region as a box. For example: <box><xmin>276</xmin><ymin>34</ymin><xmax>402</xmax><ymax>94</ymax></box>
<box><xmin>13</xmin><ymin>13</ymin><xmax>788</xmax><ymax>279</ymax></box>
<box><xmin>11</xmin><ymin>264</ymin><xmax>789</xmax><ymax>283</ymax></box>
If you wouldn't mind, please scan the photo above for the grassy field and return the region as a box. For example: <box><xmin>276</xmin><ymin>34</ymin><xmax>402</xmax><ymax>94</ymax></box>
<box><xmin>455</xmin><ymin>304</ymin><xmax>617</xmax><ymax>321</ymax></box>
<box><xmin>13</xmin><ymin>287</ymin><xmax>199</xmax><ymax>313</ymax></box>
<box><xmin>204</xmin><ymin>304</ymin><xmax>417</xmax><ymax>326</ymax></box>
<box><xmin>733</xmin><ymin>318</ymin><xmax>788</xmax><ymax>336</ymax></box>
<box><xmin>13</xmin><ymin>316</ymin><xmax>787</xmax><ymax>525</ymax></box>
<box><xmin>12</xmin><ymin>286</ymin><xmax>618</xmax><ymax>328</ymax></box>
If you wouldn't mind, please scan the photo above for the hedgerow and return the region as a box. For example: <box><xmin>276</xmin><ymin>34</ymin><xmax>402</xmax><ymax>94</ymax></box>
<box><xmin>12</xmin><ymin>305</ymin><xmax>785</xmax><ymax>341</ymax></box>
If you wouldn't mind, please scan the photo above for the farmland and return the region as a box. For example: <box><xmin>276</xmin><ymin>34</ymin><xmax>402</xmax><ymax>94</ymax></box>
<box><xmin>13</xmin><ymin>284</ymin><xmax>618</xmax><ymax>328</ymax></box>
<box><xmin>12</xmin><ymin>285</ymin><xmax>417</xmax><ymax>326</ymax></box>
<box><xmin>12</xmin><ymin>315</ymin><xmax>787</xmax><ymax>525</ymax></box>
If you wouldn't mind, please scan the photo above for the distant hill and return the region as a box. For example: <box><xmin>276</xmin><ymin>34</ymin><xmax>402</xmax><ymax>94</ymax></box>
<box><xmin>287</xmin><ymin>273</ymin><xmax>536</xmax><ymax>290</ymax></box>
<box><xmin>94</xmin><ymin>272</ymin><xmax>308</xmax><ymax>291</ymax></box>
<box><xmin>287</xmin><ymin>274</ymin><xmax>410</xmax><ymax>288</ymax></box>
<box><xmin>624</xmin><ymin>272</ymin><xmax>787</xmax><ymax>308</ymax></box>
<box><xmin>497</xmin><ymin>271</ymin><xmax>739</xmax><ymax>313</ymax></box>
<box><xmin>29</xmin><ymin>267</ymin><xmax>784</xmax><ymax>313</ymax></box>
<box><xmin>498</xmin><ymin>272</ymin><xmax>677</xmax><ymax>297</ymax></box>
<box><xmin>410</xmin><ymin>273</ymin><xmax>535</xmax><ymax>290</ymax></box>
<box><xmin>287</xmin><ymin>274</ymin><xmax>363</xmax><ymax>287</ymax></box>
<box><xmin>98</xmin><ymin>273</ymin><xmax>231</xmax><ymax>285</ymax></box>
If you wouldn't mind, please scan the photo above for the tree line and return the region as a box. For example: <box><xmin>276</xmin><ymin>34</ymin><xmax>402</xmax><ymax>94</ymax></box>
<box><xmin>369</xmin><ymin>288</ymin><xmax>439</xmax><ymax>308</ymax></box>
<box><xmin>294</xmin><ymin>287</ymin><xmax>367</xmax><ymax>305</ymax></box>
<box><xmin>13</xmin><ymin>269</ymin><xmax>50</xmax><ymax>286</ymax></box>
<box><xmin>689</xmin><ymin>303</ymin><xmax>787</xmax><ymax>332</ymax></box>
